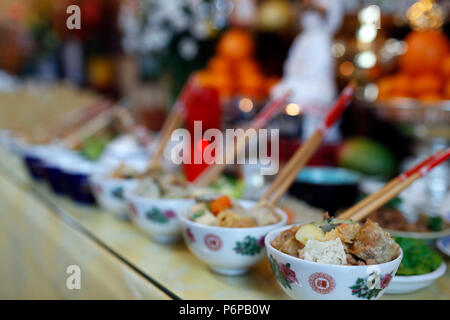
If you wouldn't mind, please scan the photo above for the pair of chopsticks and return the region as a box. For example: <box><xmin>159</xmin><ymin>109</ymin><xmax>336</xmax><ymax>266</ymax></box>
<box><xmin>339</xmin><ymin>149</ymin><xmax>450</xmax><ymax>222</ymax></box>
<box><xmin>192</xmin><ymin>91</ymin><xmax>292</xmax><ymax>188</ymax></box>
<box><xmin>61</xmin><ymin>100</ymin><xmax>114</xmax><ymax>149</ymax></box>
<box><xmin>260</xmin><ymin>81</ymin><xmax>357</xmax><ymax>205</ymax></box>
<box><xmin>61</xmin><ymin>101</ymin><xmax>137</xmax><ymax>150</ymax></box>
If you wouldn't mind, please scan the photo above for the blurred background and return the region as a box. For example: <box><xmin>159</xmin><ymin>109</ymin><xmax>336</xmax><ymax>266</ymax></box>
<box><xmin>0</xmin><ymin>0</ymin><xmax>449</xmax><ymax>227</ymax></box>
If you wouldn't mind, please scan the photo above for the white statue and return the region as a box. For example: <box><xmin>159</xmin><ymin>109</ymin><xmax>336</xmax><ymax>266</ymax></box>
<box><xmin>272</xmin><ymin>0</ymin><xmax>344</xmax><ymax>141</ymax></box>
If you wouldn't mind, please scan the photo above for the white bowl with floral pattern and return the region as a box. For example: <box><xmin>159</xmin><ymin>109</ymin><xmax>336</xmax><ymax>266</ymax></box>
<box><xmin>89</xmin><ymin>158</ymin><xmax>148</xmax><ymax>220</ymax></box>
<box><xmin>265</xmin><ymin>225</ymin><xmax>403</xmax><ymax>300</ymax></box>
<box><xmin>178</xmin><ymin>200</ymin><xmax>287</xmax><ymax>276</ymax></box>
<box><xmin>90</xmin><ymin>173</ymin><xmax>139</xmax><ymax>220</ymax></box>
<box><xmin>124</xmin><ymin>188</ymin><xmax>194</xmax><ymax>243</ymax></box>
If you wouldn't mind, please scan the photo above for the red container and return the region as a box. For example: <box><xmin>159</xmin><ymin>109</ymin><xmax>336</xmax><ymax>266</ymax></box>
<box><xmin>183</xmin><ymin>84</ymin><xmax>222</xmax><ymax>182</ymax></box>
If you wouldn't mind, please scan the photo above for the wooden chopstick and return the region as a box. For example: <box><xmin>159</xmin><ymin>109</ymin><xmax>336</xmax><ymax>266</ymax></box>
<box><xmin>345</xmin><ymin>149</ymin><xmax>450</xmax><ymax>222</ymax></box>
<box><xmin>61</xmin><ymin>104</ymin><xmax>115</xmax><ymax>149</ymax></box>
<box><xmin>265</xmin><ymin>131</ymin><xmax>323</xmax><ymax>205</ymax></box>
<box><xmin>114</xmin><ymin>107</ymin><xmax>136</xmax><ymax>133</ymax></box>
<box><xmin>339</xmin><ymin>150</ymin><xmax>446</xmax><ymax>219</ymax></box>
<box><xmin>262</xmin><ymin>81</ymin><xmax>357</xmax><ymax>205</ymax></box>
<box><xmin>147</xmin><ymin>76</ymin><xmax>194</xmax><ymax>169</ymax></box>
<box><xmin>192</xmin><ymin>91</ymin><xmax>291</xmax><ymax>188</ymax></box>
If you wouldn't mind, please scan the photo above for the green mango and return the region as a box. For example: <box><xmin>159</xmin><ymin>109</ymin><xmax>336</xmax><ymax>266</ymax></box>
<box><xmin>337</xmin><ymin>137</ymin><xmax>395</xmax><ymax>177</ymax></box>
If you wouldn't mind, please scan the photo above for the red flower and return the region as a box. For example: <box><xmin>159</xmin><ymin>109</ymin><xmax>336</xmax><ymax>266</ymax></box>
<box><xmin>381</xmin><ymin>273</ymin><xmax>392</xmax><ymax>289</ymax></box>
<box><xmin>128</xmin><ymin>203</ymin><xmax>137</xmax><ymax>217</ymax></box>
<box><xmin>186</xmin><ymin>228</ymin><xmax>195</xmax><ymax>243</ymax></box>
<box><xmin>280</xmin><ymin>263</ymin><xmax>298</xmax><ymax>284</ymax></box>
<box><xmin>164</xmin><ymin>210</ymin><xmax>176</xmax><ymax>219</ymax></box>
<box><xmin>257</xmin><ymin>236</ymin><xmax>265</xmax><ymax>248</ymax></box>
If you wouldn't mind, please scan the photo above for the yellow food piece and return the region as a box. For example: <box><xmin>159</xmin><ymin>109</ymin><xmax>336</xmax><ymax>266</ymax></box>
<box><xmin>216</xmin><ymin>210</ymin><xmax>257</xmax><ymax>228</ymax></box>
<box><xmin>295</xmin><ymin>224</ymin><xmax>324</xmax><ymax>245</ymax></box>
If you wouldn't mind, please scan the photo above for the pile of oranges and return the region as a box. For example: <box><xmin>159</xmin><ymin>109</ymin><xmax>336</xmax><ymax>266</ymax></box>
<box><xmin>195</xmin><ymin>29</ymin><xmax>279</xmax><ymax>100</ymax></box>
<box><xmin>377</xmin><ymin>30</ymin><xmax>450</xmax><ymax>102</ymax></box>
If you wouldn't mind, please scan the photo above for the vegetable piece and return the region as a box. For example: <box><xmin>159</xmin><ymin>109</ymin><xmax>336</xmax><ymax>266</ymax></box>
<box><xmin>295</xmin><ymin>224</ymin><xmax>325</xmax><ymax>245</ymax></box>
<box><xmin>195</xmin><ymin>211</ymin><xmax>217</xmax><ymax>226</ymax></box>
<box><xmin>191</xmin><ymin>210</ymin><xmax>206</xmax><ymax>220</ymax></box>
<box><xmin>80</xmin><ymin>135</ymin><xmax>110</xmax><ymax>161</ymax></box>
<box><xmin>395</xmin><ymin>237</ymin><xmax>442</xmax><ymax>275</ymax></box>
<box><xmin>209</xmin><ymin>195</ymin><xmax>233</xmax><ymax>215</ymax></box>
<box><xmin>427</xmin><ymin>216</ymin><xmax>443</xmax><ymax>231</ymax></box>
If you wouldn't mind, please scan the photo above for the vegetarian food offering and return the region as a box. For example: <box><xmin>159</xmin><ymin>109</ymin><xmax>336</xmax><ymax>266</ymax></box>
<box><xmin>90</xmin><ymin>162</ymin><xmax>149</xmax><ymax>220</ymax></box>
<box><xmin>108</xmin><ymin>163</ymin><xmax>157</xmax><ymax>180</ymax></box>
<box><xmin>265</xmin><ymin>216</ymin><xmax>403</xmax><ymax>300</ymax></box>
<box><xmin>125</xmin><ymin>168</ymin><xmax>217</xmax><ymax>243</ymax></box>
<box><xmin>179</xmin><ymin>197</ymin><xmax>287</xmax><ymax>275</ymax></box>
<box><xmin>188</xmin><ymin>195</ymin><xmax>282</xmax><ymax>228</ymax></box>
<box><xmin>271</xmin><ymin>216</ymin><xmax>400</xmax><ymax>265</ymax></box>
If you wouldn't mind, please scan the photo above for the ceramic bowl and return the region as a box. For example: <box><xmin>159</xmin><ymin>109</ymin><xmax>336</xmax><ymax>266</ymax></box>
<box><xmin>20</xmin><ymin>144</ymin><xmax>49</xmax><ymax>181</ymax></box>
<box><xmin>40</xmin><ymin>147</ymin><xmax>77</xmax><ymax>195</ymax></box>
<box><xmin>178</xmin><ymin>200</ymin><xmax>287</xmax><ymax>276</ymax></box>
<box><xmin>288</xmin><ymin>167</ymin><xmax>360</xmax><ymax>214</ymax></box>
<box><xmin>265</xmin><ymin>225</ymin><xmax>403</xmax><ymax>300</ymax></box>
<box><xmin>60</xmin><ymin>156</ymin><xmax>97</xmax><ymax>205</ymax></box>
<box><xmin>124</xmin><ymin>188</ymin><xmax>194</xmax><ymax>243</ymax></box>
<box><xmin>385</xmin><ymin>262</ymin><xmax>446</xmax><ymax>294</ymax></box>
<box><xmin>437</xmin><ymin>236</ymin><xmax>450</xmax><ymax>257</ymax></box>
<box><xmin>89</xmin><ymin>159</ymin><xmax>147</xmax><ymax>220</ymax></box>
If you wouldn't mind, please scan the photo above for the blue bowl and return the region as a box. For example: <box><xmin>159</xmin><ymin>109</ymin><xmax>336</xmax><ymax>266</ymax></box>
<box><xmin>64</xmin><ymin>171</ymin><xmax>96</xmax><ymax>205</ymax></box>
<box><xmin>41</xmin><ymin>148</ymin><xmax>78</xmax><ymax>196</ymax></box>
<box><xmin>288</xmin><ymin>166</ymin><xmax>360</xmax><ymax>215</ymax></box>
<box><xmin>44</xmin><ymin>166</ymin><xmax>67</xmax><ymax>195</ymax></box>
<box><xmin>60</xmin><ymin>157</ymin><xmax>97</xmax><ymax>205</ymax></box>
<box><xmin>23</xmin><ymin>154</ymin><xmax>46</xmax><ymax>181</ymax></box>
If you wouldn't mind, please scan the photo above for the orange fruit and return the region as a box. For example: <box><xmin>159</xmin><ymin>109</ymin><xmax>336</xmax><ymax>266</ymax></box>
<box><xmin>412</xmin><ymin>73</ymin><xmax>444</xmax><ymax>96</ymax></box>
<box><xmin>208</xmin><ymin>55</ymin><xmax>232</xmax><ymax>74</ymax></box>
<box><xmin>444</xmin><ymin>80</ymin><xmax>450</xmax><ymax>99</ymax></box>
<box><xmin>238</xmin><ymin>72</ymin><xmax>265</xmax><ymax>99</ymax></box>
<box><xmin>195</xmin><ymin>70</ymin><xmax>215</xmax><ymax>87</ymax></box>
<box><xmin>197</xmin><ymin>70</ymin><xmax>234</xmax><ymax>98</ymax></box>
<box><xmin>391</xmin><ymin>73</ymin><xmax>413</xmax><ymax>97</ymax></box>
<box><xmin>236</xmin><ymin>59</ymin><xmax>261</xmax><ymax>75</ymax></box>
<box><xmin>377</xmin><ymin>76</ymin><xmax>395</xmax><ymax>99</ymax></box>
<box><xmin>400</xmin><ymin>30</ymin><xmax>449</xmax><ymax>75</ymax></box>
<box><xmin>217</xmin><ymin>29</ymin><xmax>254</xmax><ymax>61</ymax></box>
<box><xmin>441</xmin><ymin>55</ymin><xmax>450</xmax><ymax>78</ymax></box>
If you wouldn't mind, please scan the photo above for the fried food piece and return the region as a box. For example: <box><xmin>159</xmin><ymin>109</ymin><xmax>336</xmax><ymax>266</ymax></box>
<box><xmin>324</xmin><ymin>223</ymin><xmax>361</xmax><ymax>245</ymax></box>
<box><xmin>350</xmin><ymin>219</ymin><xmax>400</xmax><ymax>264</ymax></box>
<box><xmin>109</xmin><ymin>163</ymin><xmax>140</xmax><ymax>179</ymax></box>
<box><xmin>280</xmin><ymin>238</ymin><xmax>304</xmax><ymax>257</ymax></box>
<box><xmin>216</xmin><ymin>210</ymin><xmax>257</xmax><ymax>228</ymax></box>
<box><xmin>138</xmin><ymin>163</ymin><xmax>164</xmax><ymax>179</ymax></box>
<box><xmin>241</xmin><ymin>203</ymin><xmax>281</xmax><ymax>226</ymax></box>
<box><xmin>271</xmin><ymin>226</ymin><xmax>299</xmax><ymax>250</ymax></box>
<box><xmin>346</xmin><ymin>253</ymin><xmax>358</xmax><ymax>265</ymax></box>
<box><xmin>271</xmin><ymin>226</ymin><xmax>304</xmax><ymax>256</ymax></box>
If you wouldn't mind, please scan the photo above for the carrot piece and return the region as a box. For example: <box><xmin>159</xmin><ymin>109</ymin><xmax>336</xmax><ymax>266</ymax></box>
<box><xmin>210</xmin><ymin>196</ymin><xmax>232</xmax><ymax>215</ymax></box>
<box><xmin>281</xmin><ymin>207</ymin><xmax>296</xmax><ymax>224</ymax></box>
